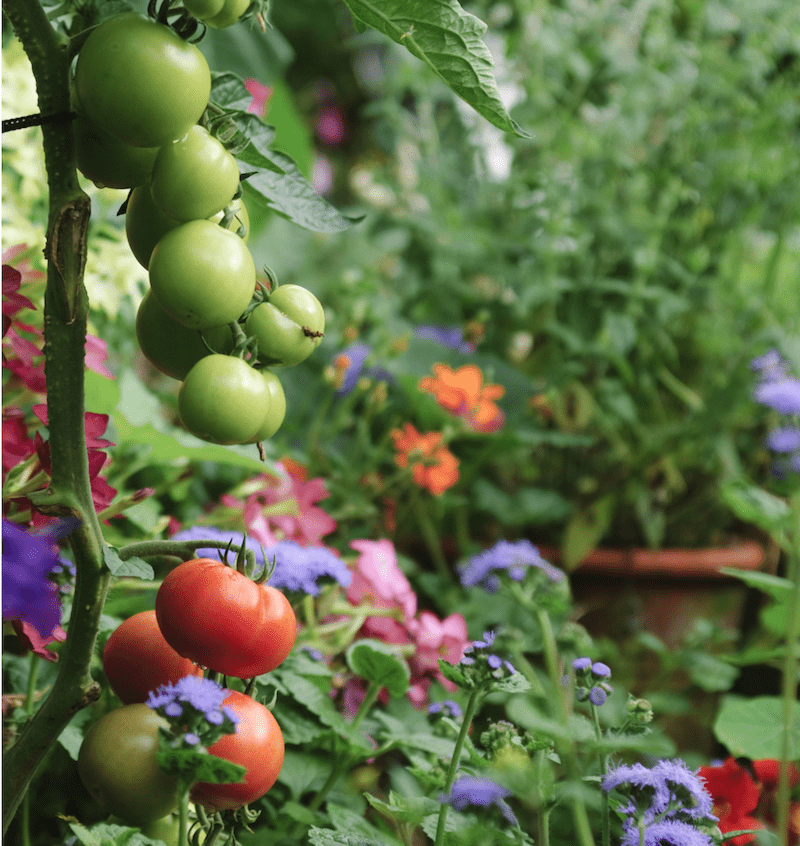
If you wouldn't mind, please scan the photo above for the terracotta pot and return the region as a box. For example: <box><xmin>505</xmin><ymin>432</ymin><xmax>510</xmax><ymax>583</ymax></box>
<box><xmin>538</xmin><ymin>541</ymin><xmax>765</xmax><ymax>578</ymax></box>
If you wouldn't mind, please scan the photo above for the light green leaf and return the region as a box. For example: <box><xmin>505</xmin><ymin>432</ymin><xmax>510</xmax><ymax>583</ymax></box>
<box><xmin>346</xmin><ymin>639</ymin><xmax>410</xmax><ymax>697</ymax></box>
<box><xmin>714</xmin><ymin>695</ymin><xmax>800</xmax><ymax>759</ymax></box>
<box><xmin>720</xmin><ymin>479</ymin><xmax>791</xmax><ymax>536</ymax></box>
<box><xmin>339</xmin><ymin>0</ymin><xmax>528</xmax><ymax>136</ymax></box>
<box><xmin>561</xmin><ymin>494</ymin><xmax>616</xmax><ymax>571</ymax></box>
<box><xmin>718</xmin><ymin>568</ymin><xmax>793</xmax><ymax>599</ymax></box>
<box><xmin>103</xmin><ymin>546</ymin><xmax>154</xmax><ymax>580</ymax></box>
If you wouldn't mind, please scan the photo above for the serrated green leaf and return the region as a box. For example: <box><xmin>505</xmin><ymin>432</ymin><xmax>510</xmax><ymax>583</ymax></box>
<box><xmin>339</xmin><ymin>0</ymin><xmax>527</xmax><ymax>137</ymax></box>
<box><xmin>155</xmin><ymin>748</ymin><xmax>246</xmax><ymax>785</ymax></box>
<box><xmin>346</xmin><ymin>639</ymin><xmax>410</xmax><ymax>697</ymax></box>
<box><xmin>67</xmin><ymin>821</ymin><xmax>165</xmax><ymax>846</ymax></box>
<box><xmin>210</xmin><ymin>72</ymin><xmax>254</xmax><ymax>112</ymax></box>
<box><xmin>714</xmin><ymin>695</ymin><xmax>800</xmax><ymax>759</ymax></box>
<box><xmin>309</xmin><ymin>827</ymin><xmax>389</xmax><ymax>846</ymax></box>
<box><xmin>103</xmin><ymin>546</ymin><xmax>154</xmax><ymax>580</ymax></box>
<box><xmin>489</xmin><ymin>671</ymin><xmax>532</xmax><ymax>694</ymax></box>
<box><xmin>365</xmin><ymin>791</ymin><xmax>440</xmax><ymax>825</ymax></box>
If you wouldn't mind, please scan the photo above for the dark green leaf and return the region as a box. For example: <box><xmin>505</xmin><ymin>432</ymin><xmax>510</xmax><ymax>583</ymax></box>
<box><xmin>103</xmin><ymin>546</ymin><xmax>154</xmax><ymax>580</ymax></box>
<box><xmin>309</xmin><ymin>827</ymin><xmax>389</xmax><ymax>846</ymax></box>
<box><xmin>437</xmin><ymin>658</ymin><xmax>471</xmax><ymax>689</ymax></box>
<box><xmin>339</xmin><ymin>0</ymin><xmax>527</xmax><ymax>136</ymax></box>
<box><xmin>346</xmin><ymin>639</ymin><xmax>410</xmax><ymax>697</ymax></box>
<box><xmin>155</xmin><ymin>748</ymin><xmax>246</xmax><ymax>785</ymax></box>
<box><xmin>67</xmin><ymin>821</ymin><xmax>165</xmax><ymax>846</ymax></box>
<box><xmin>210</xmin><ymin>72</ymin><xmax>254</xmax><ymax>112</ymax></box>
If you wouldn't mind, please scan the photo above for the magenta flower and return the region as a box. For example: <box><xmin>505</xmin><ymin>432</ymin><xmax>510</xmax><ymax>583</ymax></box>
<box><xmin>244</xmin><ymin>78</ymin><xmax>272</xmax><ymax>118</ymax></box>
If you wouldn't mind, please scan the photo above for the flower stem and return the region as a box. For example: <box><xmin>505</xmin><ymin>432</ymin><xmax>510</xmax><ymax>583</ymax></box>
<box><xmin>350</xmin><ymin>679</ymin><xmax>382</xmax><ymax>731</ymax></box>
<box><xmin>591</xmin><ymin>704</ymin><xmax>610</xmax><ymax>846</ymax></box>
<box><xmin>411</xmin><ymin>494</ymin><xmax>452</xmax><ymax>584</ymax></box>
<box><xmin>434</xmin><ymin>686</ymin><xmax>482</xmax><ymax>846</ymax></box>
<box><xmin>178</xmin><ymin>788</ymin><xmax>189</xmax><ymax>846</ymax></box>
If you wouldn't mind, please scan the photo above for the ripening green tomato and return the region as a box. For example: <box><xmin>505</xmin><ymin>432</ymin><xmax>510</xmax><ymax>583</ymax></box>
<box><xmin>74</xmin><ymin>115</ymin><xmax>158</xmax><ymax>189</ymax></box>
<box><xmin>136</xmin><ymin>291</ymin><xmax>234</xmax><ymax>381</ymax></box>
<box><xmin>149</xmin><ymin>220</ymin><xmax>255</xmax><ymax>330</ymax></box>
<box><xmin>74</xmin><ymin>14</ymin><xmax>211</xmax><ymax>147</ymax></box>
<box><xmin>78</xmin><ymin>704</ymin><xmax>179</xmax><ymax>825</ymax></box>
<box><xmin>205</xmin><ymin>0</ymin><xmax>251</xmax><ymax>28</ymax></box>
<box><xmin>178</xmin><ymin>355</ymin><xmax>271</xmax><ymax>444</ymax></box>
<box><xmin>244</xmin><ymin>284</ymin><xmax>325</xmax><ymax>366</ymax></box>
<box><xmin>183</xmin><ymin>0</ymin><xmax>225</xmax><ymax>19</ymax></box>
<box><xmin>150</xmin><ymin>125</ymin><xmax>241</xmax><ymax>222</ymax></box>
<box><xmin>126</xmin><ymin>186</ymin><xmax>249</xmax><ymax>270</ymax></box>
<box><xmin>246</xmin><ymin>369</ymin><xmax>286</xmax><ymax>443</ymax></box>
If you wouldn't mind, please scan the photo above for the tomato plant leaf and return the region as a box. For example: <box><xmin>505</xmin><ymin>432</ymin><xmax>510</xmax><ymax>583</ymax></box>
<box><xmin>338</xmin><ymin>0</ymin><xmax>528</xmax><ymax>137</ymax></box>
<box><xmin>67</xmin><ymin>820</ymin><xmax>164</xmax><ymax>846</ymax></box>
<box><xmin>155</xmin><ymin>748</ymin><xmax>247</xmax><ymax>785</ymax></box>
<box><xmin>308</xmin><ymin>828</ymin><xmax>390</xmax><ymax>846</ymax></box>
<box><xmin>210</xmin><ymin>71</ymin><xmax>255</xmax><ymax>112</ymax></box>
<box><xmin>346</xmin><ymin>639</ymin><xmax>410</xmax><ymax>698</ymax></box>
<box><xmin>102</xmin><ymin>546</ymin><xmax>154</xmax><ymax>580</ymax></box>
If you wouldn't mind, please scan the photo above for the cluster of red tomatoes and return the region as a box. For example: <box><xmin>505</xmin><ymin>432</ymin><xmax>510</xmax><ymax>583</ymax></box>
<box><xmin>78</xmin><ymin>557</ymin><xmax>296</xmax><ymax>827</ymax></box>
<box><xmin>73</xmin><ymin>10</ymin><xmax>325</xmax><ymax>446</ymax></box>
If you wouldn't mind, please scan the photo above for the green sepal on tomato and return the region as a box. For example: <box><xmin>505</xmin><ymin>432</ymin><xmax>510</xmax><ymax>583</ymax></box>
<box><xmin>148</xmin><ymin>219</ymin><xmax>255</xmax><ymax>330</ymax></box>
<box><xmin>74</xmin><ymin>14</ymin><xmax>211</xmax><ymax>148</ymax></box>
<box><xmin>78</xmin><ymin>704</ymin><xmax>179</xmax><ymax>825</ymax></box>
<box><xmin>136</xmin><ymin>291</ymin><xmax>235</xmax><ymax>381</ymax></box>
<box><xmin>190</xmin><ymin>690</ymin><xmax>284</xmax><ymax>812</ymax></box>
<box><xmin>150</xmin><ymin>125</ymin><xmax>241</xmax><ymax>222</ymax></box>
<box><xmin>126</xmin><ymin>185</ymin><xmax>249</xmax><ymax>270</ymax></box>
<box><xmin>155</xmin><ymin>557</ymin><xmax>297</xmax><ymax>678</ymax></box>
<box><xmin>245</xmin><ymin>284</ymin><xmax>325</xmax><ymax>366</ymax></box>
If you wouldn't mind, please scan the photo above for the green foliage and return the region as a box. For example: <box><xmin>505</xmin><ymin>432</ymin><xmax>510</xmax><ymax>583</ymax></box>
<box><xmin>714</xmin><ymin>696</ymin><xmax>800</xmax><ymax>760</ymax></box>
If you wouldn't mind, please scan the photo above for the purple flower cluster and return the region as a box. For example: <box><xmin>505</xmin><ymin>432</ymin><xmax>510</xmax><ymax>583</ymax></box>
<box><xmin>415</xmin><ymin>325</ymin><xmax>475</xmax><ymax>354</ymax></box>
<box><xmin>428</xmin><ymin>699</ymin><xmax>463</xmax><ymax>719</ymax></box>
<box><xmin>332</xmin><ymin>342</ymin><xmax>393</xmax><ymax>396</ymax></box>
<box><xmin>458</xmin><ymin>539</ymin><xmax>565</xmax><ymax>592</ymax></box>
<box><xmin>170</xmin><ymin>527</ymin><xmax>351</xmax><ymax>595</ymax></box>
<box><xmin>751</xmin><ymin>349</ymin><xmax>800</xmax><ymax>475</ymax></box>
<box><xmin>147</xmin><ymin>675</ymin><xmax>238</xmax><ymax>748</ymax></box>
<box><xmin>570</xmin><ymin>657</ymin><xmax>613</xmax><ymax>706</ymax></box>
<box><xmin>460</xmin><ymin>630</ymin><xmax>516</xmax><ymax>684</ymax></box>
<box><xmin>441</xmin><ymin>776</ymin><xmax>518</xmax><ymax>826</ymax></box>
<box><xmin>603</xmin><ymin>759</ymin><xmax>717</xmax><ymax>845</ymax></box>
<box><xmin>2</xmin><ymin>518</ymin><xmax>79</xmax><ymax>639</ymax></box>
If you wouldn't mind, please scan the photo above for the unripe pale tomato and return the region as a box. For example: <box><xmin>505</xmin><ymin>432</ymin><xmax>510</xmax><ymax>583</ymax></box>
<box><xmin>155</xmin><ymin>557</ymin><xmax>297</xmax><ymax>678</ymax></box>
<box><xmin>150</xmin><ymin>125</ymin><xmax>240</xmax><ymax>222</ymax></box>
<box><xmin>245</xmin><ymin>284</ymin><xmax>325</xmax><ymax>366</ymax></box>
<box><xmin>136</xmin><ymin>291</ymin><xmax>235</xmax><ymax>381</ymax></box>
<box><xmin>205</xmin><ymin>0</ymin><xmax>251</xmax><ymax>29</ymax></box>
<box><xmin>246</xmin><ymin>369</ymin><xmax>286</xmax><ymax>443</ymax></box>
<box><xmin>74</xmin><ymin>116</ymin><xmax>158</xmax><ymax>189</ymax></box>
<box><xmin>178</xmin><ymin>356</ymin><xmax>271</xmax><ymax>444</ymax></box>
<box><xmin>183</xmin><ymin>0</ymin><xmax>225</xmax><ymax>19</ymax></box>
<box><xmin>102</xmin><ymin>610</ymin><xmax>203</xmax><ymax>704</ymax></box>
<box><xmin>190</xmin><ymin>691</ymin><xmax>284</xmax><ymax>811</ymax></box>
<box><xmin>74</xmin><ymin>14</ymin><xmax>211</xmax><ymax>148</ymax></box>
<box><xmin>148</xmin><ymin>220</ymin><xmax>255</xmax><ymax>330</ymax></box>
<box><xmin>78</xmin><ymin>704</ymin><xmax>179</xmax><ymax>825</ymax></box>
<box><xmin>126</xmin><ymin>186</ymin><xmax>249</xmax><ymax>270</ymax></box>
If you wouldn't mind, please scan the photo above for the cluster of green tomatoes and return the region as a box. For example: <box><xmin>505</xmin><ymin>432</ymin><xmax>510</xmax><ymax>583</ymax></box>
<box><xmin>73</xmin><ymin>7</ymin><xmax>325</xmax><ymax>446</ymax></box>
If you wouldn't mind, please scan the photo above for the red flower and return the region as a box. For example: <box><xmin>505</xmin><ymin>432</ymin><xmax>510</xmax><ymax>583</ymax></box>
<box><xmin>419</xmin><ymin>364</ymin><xmax>505</xmax><ymax>433</ymax></box>
<box><xmin>752</xmin><ymin>760</ymin><xmax>800</xmax><ymax>845</ymax></box>
<box><xmin>391</xmin><ymin>423</ymin><xmax>459</xmax><ymax>496</ymax></box>
<box><xmin>698</xmin><ymin>758</ymin><xmax>764</xmax><ymax>844</ymax></box>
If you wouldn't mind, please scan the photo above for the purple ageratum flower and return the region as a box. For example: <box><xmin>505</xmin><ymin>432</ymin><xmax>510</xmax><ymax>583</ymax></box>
<box><xmin>750</xmin><ymin>349</ymin><xmax>788</xmax><ymax>381</ymax></box>
<box><xmin>458</xmin><ymin>539</ymin><xmax>565</xmax><ymax>591</ymax></box>
<box><xmin>765</xmin><ymin>425</ymin><xmax>800</xmax><ymax>453</ymax></box>
<box><xmin>334</xmin><ymin>342</ymin><xmax>371</xmax><ymax>395</ymax></box>
<box><xmin>147</xmin><ymin>676</ymin><xmax>234</xmax><ymax>724</ymax></box>
<box><xmin>415</xmin><ymin>325</ymin><xmax>475</xmax><ymax>354</ymax></box>
<box><xmin>653</xmin><ymin>760</ymin><xmax>714</xmax><ymax>820</ymax></box>
<box><xmin>2</xmin><ymin>518</ymin><xmax>79</xmax><ymax>639</ymax></box>
<box><xmin>754</xmin><ymin>376</ymin><xmax>800</xmax><ymax>415</ymax></box>
<box><xmin>589</xmin><ymin>686</ymin><xmax>607</xmax><ymax>706</ymax></box>
<box><xmin>572</xmin><ymin>657</ymin><xmax>592</xmax><ymax>672</ymax></box>
<box><xmin>429</xmin><ymin>699</ymin><xmax>463</xmax><ymax>719</ymax></box>
<box><xmin>603</xmin><ymin>762</ymin><xmax>671</xmax><ymax>816</ymax></box>
<box><xmin>592</xmin><ymin>662</ymin><xmax>611</xmax><ymax>679</ymax></box>
<box><xmin>442</xmin><ymin>776</ymin><xmax>518</xmax><ymax>826</ymax></box>
<box><xmin>621</xmin><ymin>819</ymin><xmax>713</xmax><ymax>846</ymax></box>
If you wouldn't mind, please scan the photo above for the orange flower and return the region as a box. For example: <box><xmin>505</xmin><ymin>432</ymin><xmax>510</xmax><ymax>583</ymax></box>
<box><xmin>391</xmin><ymin>423</ymin><xmax>459</xmax><ymax>496</ymax></box>
<box><xmin>419</xmin><ymin>364</ymin><xmax>505</xmax><ymax>433</ymax></box>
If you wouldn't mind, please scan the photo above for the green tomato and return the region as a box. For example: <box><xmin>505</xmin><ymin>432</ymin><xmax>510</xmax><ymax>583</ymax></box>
<box><xmin>150</xmin><ymin>125</ymin><xmax>240</xmax><ymax>222</ymax></box>
<box><xmin>136</xmin><ymin>290</ymin><xmax>234</xmax><ymax>380</ymax></box>
<box><xmin>178</xmin><ymin>355</ymin><xmax>271</xmax><ymax>444</ymax></box>
<box><xmin>183</xmin><ymin>0</ymin><xmax>225</xmax><ymax>19</ymax></box>
<box><xmin>78</xmin><ymin>704</ymin><xmax>179</xmax><ymax>826</ymax></box>
<box><xmin>126</xmin><ymin>186</ymin><xmax>249</xmax><ymax>270</ymax></box>
<box><xmin>244</xmin><ymin>284</ymin><xmax>325</xmax><ymax>366</ymax></box>
<box><xmin>247</xmin><ymin>369</ymin><xmax>287</xmax><ymax>443</ymax></box>
<box><xmin>74</xmin><ymin>13</ymin><xmax>211</xmax><ymax>147</ymax></box>
<box><xmin>74</xmin><ymin>115</ymin><xmax>158</xmax><ymax>189</ymax></box>
<box><xmin>205</xmin><ymin>0</ymin><xmax>251</xmax><ymax>28</ymax></box>
<box><xmin>149</xmin><ymin>219</ymin><xmax>255</xmax><ymax>330</ymax></box>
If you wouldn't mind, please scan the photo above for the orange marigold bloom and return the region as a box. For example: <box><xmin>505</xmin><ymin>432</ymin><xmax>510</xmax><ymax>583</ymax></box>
<box><xmin>391</xmin><ymin>423</ymin><xmax>459</xmax><ymax>496</ymax></box>
<box><xmin>419</xmin><ymin>364</ymin><xmax>505</xmax><ymax>433</ymax></box>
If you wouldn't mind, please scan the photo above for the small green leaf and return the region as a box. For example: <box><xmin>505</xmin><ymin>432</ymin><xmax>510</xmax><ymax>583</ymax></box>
<box><xmin>339</xmin><ymin>0</ymin><xmax>527</xmax><ymax>137</ymax></box>
<box><xmin>437</xmin><ymin>658</ymin><xmax>471</xmax><ymax>689</ymax></box>
<box><xmin>714</xmin><ymin>695</ymin><xmax>800</xmax><ymax>759</ymax></box>
<box><xmin>309</xmin><ymin>827</ymin><xmax>390</xmax><ymax>846</ymax></box>
<box><xmin>561</xmin><ymin>494</ymin><xmax>616</xmax><ymax>571</ymax></box>
<box><xmin>155</xmin><ymin>748</ymin><xmax>246</xmax><ymax>785</ymax></box>
<box><xmin>103</xmin><ymin>546</ymin><xmax>154</xmax><ymax>580</ymax></box>
<box><xmin>720</xmin><ymin>479</ymin><xmax>791</xmax><ymax>535</ymax></box>
<box><xmin>718</xmin><ymin>568</ymin><xmax>793</xmax><ymax>598</ymax></box>
<box><xmin>346</xmin><ymin>639</ymin><xmax>410</xmax><ymax>697</ymax></box>
<box><xmin>489</xmin><ymin>671</ymin><xmax>533</xmax><ymax>694</ymax></box>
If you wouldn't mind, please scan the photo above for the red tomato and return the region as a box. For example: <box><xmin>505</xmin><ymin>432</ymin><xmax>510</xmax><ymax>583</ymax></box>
<box><xmin>102</xmin><ymin>610</ymin><xmax>203</xmax><ymax>704</ymax></box>
<box><xmin>190</xmin><ymin>690</ymin><xmax>284</xmax><ymax>812</ymax></box>
<box><xmin>155</xmin><ymin>558</ymin><xmax>296</xmax><ymax>679</ymax></box>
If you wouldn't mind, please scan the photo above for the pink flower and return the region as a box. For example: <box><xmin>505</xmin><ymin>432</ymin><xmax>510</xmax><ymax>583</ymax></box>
<box><xmin>223</xmin><ymin>459</ymin><xmax>336</xmax><ymax>547</ymax></box>
<box><xmin>244</xmin><ymin>78</ymin><xmax>272</xmax><ymax>118</ymax></box>
<box><xmin>407</xmin><ymin>611</ymin><xmax>468</xmax><ymax>675</ymax></box>
<box><xmin>11</xmin><ymin>621</ymin><xmax>67</xmax><ymax>662</ymax></box>
<box><xmin>85</xmin><ymin>334</ymin><xmax>114</xmax><ymax>379</ymax></box>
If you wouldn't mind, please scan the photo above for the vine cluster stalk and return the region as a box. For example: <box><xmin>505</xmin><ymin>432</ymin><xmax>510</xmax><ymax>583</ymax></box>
<box><xmin>2</xmin><ymin>0</ymin><xmax>110</xmax><ymax>834</ymax></box>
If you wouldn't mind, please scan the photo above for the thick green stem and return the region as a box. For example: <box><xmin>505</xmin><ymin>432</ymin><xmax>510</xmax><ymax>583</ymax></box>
<box><xmin>434</xmin><ymin>686</ymin><xmax>482</xmax><ymax>846</ymax></box>
<box><xmin>2</xmin><ymin>0</ymin><xmax>108</xmax><ymax>834</ymax></box>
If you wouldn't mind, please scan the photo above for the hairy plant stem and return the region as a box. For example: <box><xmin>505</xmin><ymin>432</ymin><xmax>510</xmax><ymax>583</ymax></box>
<box><xmin>2</xmin><ymin>0</ymin><xmax>108</xmax><ymax>834</ymax></box>
<box><xmin>433</xmin><ymin>686</ymin><xmax>482</xmax><ymax>846</ymax></box>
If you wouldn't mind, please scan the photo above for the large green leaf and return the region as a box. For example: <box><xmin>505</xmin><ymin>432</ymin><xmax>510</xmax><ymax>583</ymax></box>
<box><xmin>714</xmin><ymin>695</ymin><xmax>800</xmax><ymax>759</ymax></box>
<box><xmin>339</xmin><ymin>0</ymin><xmax>528</xmax><ymax>136</ymax></box>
